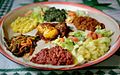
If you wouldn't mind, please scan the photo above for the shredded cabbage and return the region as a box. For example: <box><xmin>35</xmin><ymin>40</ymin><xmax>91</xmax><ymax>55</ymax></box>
<box><xmin>53</xmin><ymin>37</ymin><xmax>74</xmax><ymax>51</ymax></box>
<box><xmin>29</xmin><ymin>6</ymin><xmax>47</xmax><ymax>23</ymax></box>
<box><xmin>95</xmin><ymin>28</ymin><xmax>113</xmax><ymax>37</ymax></box>
<box><xmin>77</xmin><ymin>37</ymin><xmax>111</xmax><ymax>61</ymax></box>
<box><xmin>69</xmin><ymin>30</ymin><xmax>86</xmax><ymax>41</ymax></box>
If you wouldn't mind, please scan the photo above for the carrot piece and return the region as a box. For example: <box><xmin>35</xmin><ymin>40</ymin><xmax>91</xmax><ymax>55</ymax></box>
<box><xmin>27</xmin><ymin>38</ymin><xmax>32</xmax><ymax>45</ymax></box>
<box><xmin>21</xmin><ymin>42</ymin><xmax>28</xmax><ymax>46</ymax></box>
<box><xmin>67</xmin><ymin>11</ymin><xmax>77</xmax><ymax>17</ymax></box>
<box><xmin>59</xmin><ymin>38</ymin><xmax>64</xmax><ymax>42</ymax></box>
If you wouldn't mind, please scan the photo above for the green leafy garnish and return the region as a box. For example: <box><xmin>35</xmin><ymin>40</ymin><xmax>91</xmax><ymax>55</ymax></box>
<box><xmin>44</xmin><ymin>7</ymin><xmax>67</xmax><ymax>22</ymax></box>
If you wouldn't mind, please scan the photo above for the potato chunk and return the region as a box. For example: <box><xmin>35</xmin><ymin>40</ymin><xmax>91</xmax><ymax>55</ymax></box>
<box><xmin>37</xmin><ymin>23</ymin><xmax>58</xmax><ymax>39</ymax></box>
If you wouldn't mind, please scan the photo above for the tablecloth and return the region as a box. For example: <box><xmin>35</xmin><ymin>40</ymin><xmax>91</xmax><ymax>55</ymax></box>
<box><xmin>0</xmin><ymin>0</ymin><xmax>120</xmax><ymax>75</ymax></box>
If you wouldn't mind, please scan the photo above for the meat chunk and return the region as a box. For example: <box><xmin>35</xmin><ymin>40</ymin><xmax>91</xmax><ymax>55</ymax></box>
<box><xmin>37</xmin><ymin>22</ymin><xmax>70</xmax><ymax>40</ymax></box>
<box><xmin>55</xmin><ymin>22</ymin><xmax>69</xmax><ymax>37</ymax></box>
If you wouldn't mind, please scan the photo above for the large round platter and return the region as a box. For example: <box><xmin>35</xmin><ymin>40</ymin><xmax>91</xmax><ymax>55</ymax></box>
<box><xmin>0</xmin><ymin>2</ymin><xmax>120</xmax><ymax>70</ymax></box>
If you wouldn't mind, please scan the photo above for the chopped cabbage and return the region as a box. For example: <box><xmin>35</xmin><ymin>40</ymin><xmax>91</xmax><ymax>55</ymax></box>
<box><xmin>76</xmin><ymin>55</ymin><xmax>85</xmax><ymax>64</ymax></box>
<box><xmin>69</xmin><ymin>30</ymin><xmax>86</xmax><ymax>41</ymax></box>
<box><xmin>77</xmin><ymin>37</ymin><xmax>111</xmax><ymax>61</ymax></box>
<box><xmin>95</xmin><ymin>28</ymin><xmax>113</xmax><ymax>37</ymax></box>
<box><xmin>29</xmin><ymin>6</ymin><xmax>47</xmax><ymax>23</ymax></box>
<box><xmin>53</xmin><ymin>37</ymin><xmax>74</xmax><ymax>51</ymax></box>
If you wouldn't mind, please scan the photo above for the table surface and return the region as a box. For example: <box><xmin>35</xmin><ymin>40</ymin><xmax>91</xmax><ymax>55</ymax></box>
<box><xmin>0</xmin><ymin>0</ymin><xmax>120</xmax><ymax>75</ymax></box>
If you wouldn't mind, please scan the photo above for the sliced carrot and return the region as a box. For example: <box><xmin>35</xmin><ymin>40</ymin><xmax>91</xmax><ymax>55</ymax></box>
<box><xmin>21</xmin><ymin>42</ymin><xmax>28</xmax><ymax>46</ymax></box>
<box><xmin>68</xmin><ymin>11</ymin><xmax>77</xmax><ymax>17</ymax></box>
<box><xmin>59</xmin><ymin>38</ymin><xmax>64</xmax><ymax>42</ymax></box>
<box><xmin>27</xmin><ymin>38</ymin><xmax>32</xmax><ymax>45</ymax></box>
<box><xmin>19</xmin><ymin>45</ymin><xmax>26</xmax><ymax>52</ymax></box>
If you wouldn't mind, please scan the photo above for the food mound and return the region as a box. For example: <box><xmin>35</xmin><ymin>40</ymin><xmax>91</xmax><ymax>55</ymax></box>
<box><xmin>37</xmin><ymin>22</ymin><xmax>69</xmax><ymax>40</ymax></box>
<box><xmin>73</xmin><ymin>16</ymin><xmax>105</xmax><ymax>31</ymax></box>
<box><xmin>7</xmin><ymin>35</ymin><xmax>39</xmax><ymax>57</ymax></box>
<box><xmin>44</xmin><ymin>7</ymin><xmax>67</xmax><ymax>22</ymax></box>
<box><xmin>37</xmin><ymin>23</ymin><xmax>59</xmax><ymax>40</ymax></box>
<box><xmin>31</xmin><ymin>46</ymin><xmax>74</xmax><ymax>65</ymax></box>
<box><xmin>5</xmin><ymin>6</ymin><xmax>113</xmax><ymax>66</ymax></box>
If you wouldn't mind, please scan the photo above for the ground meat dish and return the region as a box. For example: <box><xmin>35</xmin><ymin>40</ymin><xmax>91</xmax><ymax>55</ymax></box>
<box><xmin>73</xmin><ymin>16</ymin><xmax>105</xmax><ymax>31</ymax></box>
<box><xmin>30</xmin><ymin>46</ymin><xmax>74</xmax><ymax>65</ymax></box>
<box><xmin>55</xmin><ymin>22</ymin><xmax>69</xmax><ymax>37</ymax></box>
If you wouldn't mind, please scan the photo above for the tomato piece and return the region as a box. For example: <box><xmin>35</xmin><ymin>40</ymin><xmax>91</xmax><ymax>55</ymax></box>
<box><xmin>71</xmin><ymin>37</ymin><xmax>79</xmax><ymax>42</ymax></box>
